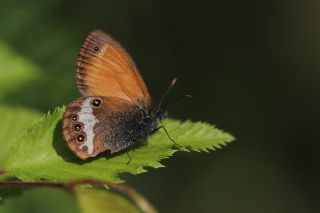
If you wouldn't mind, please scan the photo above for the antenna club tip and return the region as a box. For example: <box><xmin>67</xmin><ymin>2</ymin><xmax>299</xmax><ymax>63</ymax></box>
<box><xmin>172</xmin><ymin>78</ymin><xmax>178</xmax><ymax>84</ymax></box>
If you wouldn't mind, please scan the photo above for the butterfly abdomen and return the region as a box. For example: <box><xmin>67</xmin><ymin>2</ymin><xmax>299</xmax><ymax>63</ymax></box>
<box><xmin>99</xmin><ymin>105</ymin><xmax>160</xmax><ymax>153</ymax></box>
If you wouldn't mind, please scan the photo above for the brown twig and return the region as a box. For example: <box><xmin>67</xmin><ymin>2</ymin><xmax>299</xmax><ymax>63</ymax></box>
<box><xmin>0</xmin><ymin>179</ymin><xmax>157</xmax><ymax>213</ymax></box>
<box><xmin>108</xmin><ymin>183</ymin><xmax>158</xmax><ymax>213</ymax></box>
<box><xmin>68</xmin><ymin>179</ymin><xmax>157</xmax><ymax>213</ymax></box>
<box><xmin>0</xmin><ymin>169</ymin><xmax>6</xmax><ymax>175</ymax></box>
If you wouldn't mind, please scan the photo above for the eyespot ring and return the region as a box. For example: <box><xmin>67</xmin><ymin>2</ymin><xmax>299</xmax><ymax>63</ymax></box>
<box><xmin>71</xmin><ymin>114</ymin><xmax>78</xmax><ymax>121</ymax></box>
<box><xmin>72</xmin><ymin>123</ymin><xmax>83</xmax><ymax>132</ymax></box>
<box><xmin>93</xmin><ymin>46</ymin><xmax>100</xmax><ymax>51</ymax></box>
<box><xmin>76</xmin><ymin>133</ymin><xmax>86</xmax><ymax>143</ymax></box>
<box><xmin>91</xmin><ymin>98</ymin><xmax>102</xmax><ymax>108</ymax></box>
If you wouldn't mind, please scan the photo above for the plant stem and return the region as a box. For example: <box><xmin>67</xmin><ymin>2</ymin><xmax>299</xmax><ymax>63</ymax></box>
<box><xmin>0</xmin><ymin>181</ymin><xmax>64</xmax><ymax>188</ymax></box>
<box><xmin>0</xmin><ymin>179</ymin><xmax>157</xmax><ymax>213</ymax></box>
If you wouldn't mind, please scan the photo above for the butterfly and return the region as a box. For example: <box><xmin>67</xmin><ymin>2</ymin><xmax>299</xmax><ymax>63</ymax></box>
<box><xmin>62</xmin><ymin>30</ymin><xmax>177</xmax><ymax>160</ymax></box>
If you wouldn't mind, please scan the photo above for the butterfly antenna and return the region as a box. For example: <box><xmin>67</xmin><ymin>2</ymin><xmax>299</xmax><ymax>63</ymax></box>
<box><xmin>158</xmin><ymin>78</ymin><xmax>178</xmax><ymax>110</ymax></box>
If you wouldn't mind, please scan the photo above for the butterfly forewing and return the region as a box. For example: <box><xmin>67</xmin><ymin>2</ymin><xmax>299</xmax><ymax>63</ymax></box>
<box><xmin>76</xmin><ymin>30</ymin><xmax>151</xmax><ymax>107</ymax></box>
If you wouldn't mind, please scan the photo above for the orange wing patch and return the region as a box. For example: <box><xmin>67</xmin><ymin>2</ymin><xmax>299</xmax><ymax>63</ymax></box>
<box><xmin>76</xmin><ymin>30</ymin><xmax>151</xmax><ymax>108</ymax></box>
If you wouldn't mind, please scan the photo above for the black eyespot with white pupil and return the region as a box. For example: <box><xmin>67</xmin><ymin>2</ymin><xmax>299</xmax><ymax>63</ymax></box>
<box><xmin>73</xmin><ymin>123</ymin><xmax>82</xmax><ymax>132</ymax></box>
<box><xmin>77</xmin><ymin>133</ymin><xmax>86</xmax><ymax>142</ymax></box>
<box><xmin>91</xmin><ymin>98</ymin><xmax>101</xmax><ymax>107</ymax></box>
<box><xmin>93</xmin><ymin>46</ymin><xmax>99</xmax><ymax>51</ymax></box>
<box><xmin>71</xmin><ymin>114</ymin><xmax>78</xmax><ymax>121</ymax></box>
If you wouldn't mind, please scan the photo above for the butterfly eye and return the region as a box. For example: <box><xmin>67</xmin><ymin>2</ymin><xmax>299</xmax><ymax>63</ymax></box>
<box><xmin>73</xmin><ymin>123</ymin><xmax>82</xmax><ymax>132</ymax></box>
<box><xmin>93</xmin><ymin>46</ymin><xmax>99</xmax><ymax>52</ymax></box>
<box><xmin>71</xmin><ymin>114</ymin><xmax>78</xmax><ymax>121</ymax></box>
<box><xmin>91</xmin><ymin>98</ymin><xmax>102</xmax><ymax>107</ymax></box>
<box><xmin>76</xmin><ymin>133</ymin><xmax>86</xmax><ymax>142</ymax></box>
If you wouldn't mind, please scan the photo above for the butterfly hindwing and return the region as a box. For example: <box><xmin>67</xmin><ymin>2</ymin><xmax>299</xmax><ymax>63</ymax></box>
<box><xmin>63</xmin><ymin>96</ymin><xmax>151</xmax><ymax>159</ymax></box>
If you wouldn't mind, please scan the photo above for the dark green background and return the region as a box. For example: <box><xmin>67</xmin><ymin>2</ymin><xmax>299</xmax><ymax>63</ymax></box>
<box><xmin>0</xmin><ymin>0</ymin><xmax>319</xmax><ymax>212</ymax></box>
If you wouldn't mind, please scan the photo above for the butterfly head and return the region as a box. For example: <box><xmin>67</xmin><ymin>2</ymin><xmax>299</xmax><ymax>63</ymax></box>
<box><xmin>152</xmin><ymin>105</ymin><xmax>167</xmax><ymax>122</ymax></box>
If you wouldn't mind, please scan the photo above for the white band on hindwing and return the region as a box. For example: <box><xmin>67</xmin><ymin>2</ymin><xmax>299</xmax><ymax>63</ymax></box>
<box><xmin>78</xmin><ymin>97</ymin><xmax>99</xmax><ymax>154</ymax></box>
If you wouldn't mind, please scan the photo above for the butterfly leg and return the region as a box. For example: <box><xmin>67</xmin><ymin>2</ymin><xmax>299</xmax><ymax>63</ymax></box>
<box><xmin>126</xmin><ymin>149</ymin><xmax>135</xmax><ymax>164</ymax></box>
<box><xmin>153</xmin><ymin>125</ymin><xmax>182</xmax><ymax>148</ymax></box>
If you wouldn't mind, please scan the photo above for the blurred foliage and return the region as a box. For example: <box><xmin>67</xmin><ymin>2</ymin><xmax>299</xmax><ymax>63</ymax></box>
<box><xmin>0</xmin><ymin>0</ymin><xmax>319</xmax><ymax>212</ymax></box>
<box><xmin>0</xmin><ymin>42</ymin><xmax>40</xmax><ymax>97</ymax></box>
<box><xmin>0</xmin><ymin>187</ymin><xmax>144</xmax><ymax>213</ymax></box>
<box><xmin>0</xmin><ymin>188</ymin><xmax>78</xmax><ymax>213</ymax></box>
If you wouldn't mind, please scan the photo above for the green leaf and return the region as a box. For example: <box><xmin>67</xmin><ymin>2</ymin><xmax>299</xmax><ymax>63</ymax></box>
<box><xmin>76</xmin><ymin>188</ymin><xmax>141</xmax><ymax>213</ymax></box>
<box><xmin>3</xmin><ymin>107</ymin><xmax>234</xmax><ymax>182</ymax></box>
<box><xmin>0</xmin><ymin>106</ymin><xmax>41</xmax><ymax>167</ymax></box>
